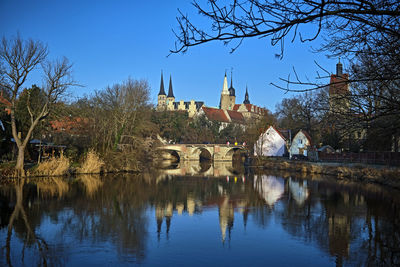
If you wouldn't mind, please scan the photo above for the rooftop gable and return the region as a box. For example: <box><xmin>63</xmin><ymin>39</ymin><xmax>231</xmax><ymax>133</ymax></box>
<box><xmin>202</xmin><ymin>106</ymin><xmax>230</xmax><ymax>123</ymax></box>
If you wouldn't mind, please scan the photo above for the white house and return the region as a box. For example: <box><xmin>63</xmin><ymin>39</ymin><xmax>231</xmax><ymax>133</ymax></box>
<box><xmin>254</xmin><ymin>126</ymin><xmax>287</xmax><ymax>157</ymax></box>
<box><xmin>290</xmin><ymin>130</ymin><xmax>311</xmax><ymax>156</ymax></box>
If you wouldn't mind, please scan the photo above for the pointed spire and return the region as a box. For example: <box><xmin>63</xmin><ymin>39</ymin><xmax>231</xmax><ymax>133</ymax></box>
<box><xmin>336</xmin><ymin>58</ymin><xmax>343</xmax><ymax>77</ymax></box>
<box><xmin>158</xmin><ymin>71</ymin><xmax>166</xmax><ymax>96</ymax></box>
<box><xmin>167</xmin><ymin>75</ymin><xmax>174</xmax><ymax>98</ymax></box>
<box><xmin>230</xmin><ymin>70</ymin><xmax>233</xmax><ymax>88</ymax></box>
<box><xmin>222</xmin><ymin>72</ymin><xmax>229</xmax><ymax>95</ymax></box>
<box><xmin>243</xmin><ymin>86</ymin><xmax>250</xmax><ymax>104</ymax></box>
<box><xmin>229</xmin><ymin>70</ymin><xmax>235</xmax><ymax>96</ymax></box>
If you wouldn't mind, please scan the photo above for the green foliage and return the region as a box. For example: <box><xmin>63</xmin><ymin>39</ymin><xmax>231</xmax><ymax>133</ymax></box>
<box><xmin>151</xmin><ymin>111</ymin><xmax>189</xmax><ymax>143</ymax></box>
<box><xmin>15</xmin><ymin>85</ymin><xmax>47</xmax><ymax>138</ymax></box>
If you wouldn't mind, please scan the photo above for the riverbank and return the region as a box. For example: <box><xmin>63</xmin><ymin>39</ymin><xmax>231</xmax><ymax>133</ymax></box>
<box><xmin>0</xmin><ymin>150</ymin><xmax>151</xmax><ymax>179</ymax></box>
<box><xmin>252</xmin><ymin>157</ymin><xmax>400</xmax><ymax>189</ymax></box>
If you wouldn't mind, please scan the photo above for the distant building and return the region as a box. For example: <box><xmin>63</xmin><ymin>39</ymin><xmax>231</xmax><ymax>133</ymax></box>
<box><xmin>156</xmin><ymin>72</ymin><xmax>204</xmax><ymax>117</ymax></box>
<box><xmin>156</xmin><ymin>71</ymin><xmax>268</xmax><ymax>121</ymax></box>
<box><xmin>195</xmin><ymin>106</ymin><xmax>246</xmax><ymax>130</ymax></box>
<box><xmin>329</xmin><ymin>60</ymin><xmax>350</xmax><ymax>114</ymax></box>
<box><xmin>0</xmin><ymin>90</ymin><xmax>11</xmax><ymax>115</ymax></box>
<box><xmin>254</xmin><ymin>126</ymin><xmax>288</xmax><ymax>157</ymax></box>
<box><xmin>290</xmin><ymin>129</ymin><xmax>312</xmax><ymax>156</ymax></box>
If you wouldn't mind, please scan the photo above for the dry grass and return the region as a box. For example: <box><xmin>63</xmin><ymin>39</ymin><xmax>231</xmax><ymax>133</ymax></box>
<box><xmin>35</xmin><ymin>154</ymin><xmax>70</xmax><ymax>176</ymax></box>
<box><xmin>78</xmin><ymin>150</ymin><xmax>104</xmax><ymax>174</ymax></box>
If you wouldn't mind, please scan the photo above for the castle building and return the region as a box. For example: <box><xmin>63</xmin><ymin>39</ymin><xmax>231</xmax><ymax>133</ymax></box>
<box><xmin>156</xmin><ymin>71</ymin><xmax>268</xmax><ymax>121</ymax></box>
<box><xmin>156</xmin><ymin>72</ymin><xmax>204</xmax><ymax>117</ymax></box>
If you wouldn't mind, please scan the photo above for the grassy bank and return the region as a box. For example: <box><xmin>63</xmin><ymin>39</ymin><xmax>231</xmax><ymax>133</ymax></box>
<box><xmin>252</xmin><ymin>157</ymin><xmax>400</xmax><ymax>189</ymax></box>
<box><xmin>0</xmin><ymin>150</ymin><xmax>152</xmax><ymax>179</ymax></box>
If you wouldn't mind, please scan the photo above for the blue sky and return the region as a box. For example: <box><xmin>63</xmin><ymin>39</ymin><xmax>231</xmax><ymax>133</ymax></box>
<box><xmin>0</xmin><ymin>0</ymin><xmax>339</xmax><ymax>112</ymax></box>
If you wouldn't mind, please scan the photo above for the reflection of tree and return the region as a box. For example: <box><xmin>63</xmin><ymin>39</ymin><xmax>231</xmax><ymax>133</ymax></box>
<box><xmin>5</xmin><ymin>179</ymin><xmax>50</xmax><ymax>267</ymax></box>
<box><xmin>61</xmin><ymin>174</ymin><xmax>148</xmax><ymax>262</ymax></box>
<box><xmin>276</xmin><ymin>177</ymin><xmax>400</xmax><ymax>266</ymax></box>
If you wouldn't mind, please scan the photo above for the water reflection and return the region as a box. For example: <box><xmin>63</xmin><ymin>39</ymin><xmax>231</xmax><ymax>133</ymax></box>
<box><xmin>158</xmin><ymin>160</ymin><xmax>242</xmax><ymax>178</ymax></box>
<box><xmin>0</xmin><ymin>167</ymin><xmax>400</xmax><ymax>266</ymax></box>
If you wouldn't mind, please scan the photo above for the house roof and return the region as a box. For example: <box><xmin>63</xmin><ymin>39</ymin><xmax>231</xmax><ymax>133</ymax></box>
<box><xmin>226</xmin><ymin>110</ymin><xmax>245</xmax><ymax>124</ymax></box>
<box><xmin>233</xmin><ymin>103</ymin><xmax>268</xmax><ymax>115</ymax></box>
<box><xmin>269</xmin><ymin>126</ymin><xmax>287</xmax><ymax>141</ymax></box>
<box><xmin>294</xmin><ymin>129</ymin><xmax>312</xmax><ymax>144</ymax></box>
<box><xmin>329</xmin><ymin>74</ymin><xmax>349</xmax><ymax>95</ymax></box>
<box><xmin>0</xmin><ymin>91</ymin><xmax>11</xmax><ymax>115</ymax></box>
<box><xmin>50</xmin><ymin>117</ymin><xmax>90</xmax><ymax>134</ymax></box>
<box><xmin>202</xmin><ymin>107</ymin><xmax>230</xmax><ymax>123</ymax></box>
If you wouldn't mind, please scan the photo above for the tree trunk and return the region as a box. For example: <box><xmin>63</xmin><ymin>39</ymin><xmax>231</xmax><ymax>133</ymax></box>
<box><xmin>15</xmin><ymin>146</ymin><xmax>26</xmax><ymax>176</ymax></box>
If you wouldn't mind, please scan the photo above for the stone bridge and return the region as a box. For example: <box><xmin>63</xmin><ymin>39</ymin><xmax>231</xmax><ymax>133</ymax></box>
<box><xmin>157</xmin><ymin>143</ymin><xmax>246</xmax><ymax>162</ymax></box>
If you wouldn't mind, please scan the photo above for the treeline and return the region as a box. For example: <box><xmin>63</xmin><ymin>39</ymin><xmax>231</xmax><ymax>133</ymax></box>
<box><xmin>1</xmin><ymin>74</ymin><xmax>278</xmax><ymax>171</ymax></box>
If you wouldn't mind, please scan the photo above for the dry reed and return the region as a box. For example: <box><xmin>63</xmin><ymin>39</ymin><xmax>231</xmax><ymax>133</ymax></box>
<box><xmin>78</xmin><ymin>150</ymin><xmax>104</xmax><ymax>174</ymax></box>
<box><xmin>35</xmin><ymin>154</ymin><xmax>70</xmax><ymax>176</ymax></box>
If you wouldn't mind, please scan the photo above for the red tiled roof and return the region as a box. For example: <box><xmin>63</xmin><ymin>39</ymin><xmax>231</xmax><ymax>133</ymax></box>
<box><xmin>233</xmin><ymin>103</ymin><xmax>268</xmax><ymax>114</ymax></box>
<box><xmin>329</xmin><ymin>74</ymin><xmax>349</xmax><ymax>95</ymax></box>
<box><xmin>270</xmin><ymin>126</ymin><xmax>287</xmax><ymax>141</ymax></box>
<box><xmin>226</xmin><ymin>110</ymin><xmax>245</xmax><ymax>124</ymax></box>
<box><xmin>202</xmin><ymin>107</ymin><xmax>230</xmax><ymax>123</ymax></box>
<box><xmin>0</xmin><ymin>91</ymin><xmax>11</xmax><ymax>115</ymax></box>
<box><xmin>50</xmin><ymin>117</ymin><xmax>90</xmax><ymax>134</ymax></box>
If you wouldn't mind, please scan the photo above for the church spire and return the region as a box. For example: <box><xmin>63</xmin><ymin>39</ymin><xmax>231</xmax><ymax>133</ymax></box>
<box><xmin>222</xmin><ymin>72</ymin><xmax>229</xmax><ymax>95</ymax></box>
<box><xmin>158</xmin><ymin>71</ymin><xmax>166</xmax><ymax>96</ymax></box>
<box><xmin>243</xmin><ymin>86</ymin><xmax>250</xmax><ymax>104</ymax></box>
<box><xmin>167</xmin><ymin>75</ymin><xmax>174</xmax><ymax>98</ymax></box>
<box><xmin>229</xmin><ymin>70</ymin><xmax>235</xmax><ymax>96</ymax></box>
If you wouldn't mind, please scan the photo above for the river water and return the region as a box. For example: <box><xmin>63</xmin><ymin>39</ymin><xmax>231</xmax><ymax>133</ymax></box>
<box><xmin>1</xmin><ymin>162</ymin><xmax>399</xmax><ymax>266</ymax></box>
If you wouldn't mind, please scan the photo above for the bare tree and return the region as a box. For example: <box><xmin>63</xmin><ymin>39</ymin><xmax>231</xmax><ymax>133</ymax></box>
<box><xmin>172</xmin><ymin>0</ymin><xmax>400</xmax><ymax>86</ymax></box>
<box><xmin>90</xmin><ymin>78</ymin><xmax>151</xmax><ymax>152</ymax></box>
<box><xmin>172</xmin><ymin>0</ymin><xmax>400</xmax><ymax>55</ymax></box>
<box><xmin>0</xmin><ymin>35</ymin><xmax>74</xmax><ymax>175</ymax></box>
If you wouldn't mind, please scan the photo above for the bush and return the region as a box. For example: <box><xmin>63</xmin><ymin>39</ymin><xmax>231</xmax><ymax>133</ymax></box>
<box><xmin>35</xmin><ymin>154</ymin><xmax>70</xmax><ymax>176</ymax></box>
<box><xmin>78</xmin><ymin>150</ymin><xmax>104</xmax><ymax>174</ymax></box>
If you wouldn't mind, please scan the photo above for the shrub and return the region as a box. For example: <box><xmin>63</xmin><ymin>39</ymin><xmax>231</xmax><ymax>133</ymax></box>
<box><xmin>78</xmin><ymin>150</ymin><xmax>104</xmax><ymax>174</ymax></box>
<box><xmin>35</xmin><ymin>154</ymin><xmax>70</xmax><ymax>176</ymax></box>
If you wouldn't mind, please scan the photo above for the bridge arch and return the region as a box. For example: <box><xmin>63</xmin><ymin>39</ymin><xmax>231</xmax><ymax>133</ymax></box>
<box><xmin>161</xmin><ymin>149</ymin><xmax>181</xmax><ymax>162</ymax></box>
<box><xmin>224</xmin><ymin>147</ymin><xmax>245</xmax><ymax>161</ymax></box>
<box><xmin>191</xmin><ymin>146</ymin><xmax>213</xmax><ymax>161</ymax></box>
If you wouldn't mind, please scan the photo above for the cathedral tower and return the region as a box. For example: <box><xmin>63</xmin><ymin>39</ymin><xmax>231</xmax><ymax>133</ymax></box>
<box><xmin>243</xmin><ymin>86</ymin><xmax>250</xmax><ymax>104</ymax></box>
<box><xmin>167</xmin><ymin>75</ymin><xmax>175</xmax><ymax>104</ymax></box>
<box><xmin>157</xmin><ymin>71</ymin><xmax>167</xmax><ymax>111</ymax></box>
<box><xmin>228</xmin><ymin>72</ymin><xmax>236</xmax><ymax>110</ymax></box>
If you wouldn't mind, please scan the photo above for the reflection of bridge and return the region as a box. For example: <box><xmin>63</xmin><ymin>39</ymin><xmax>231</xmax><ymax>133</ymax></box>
<box><xmin>160</xmin><ymin>161</ymin><xmax>237</xmax><ymax>177</ymax></box>
<box><xmin>157</xmin><ymin>144</ymin><xmax>246</xmax><ymax>162</ymax></box>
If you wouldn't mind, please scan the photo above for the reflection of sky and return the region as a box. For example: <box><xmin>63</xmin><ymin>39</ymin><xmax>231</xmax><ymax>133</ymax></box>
<box><xmin>0</xmin><ymin>204</ymin><xmax>335</xmax><ymax>266</ymax></box>
<box><xmin>144</xmin><ymin>207</ymin><xmax>334</xmax><ymax>267</ymax></box>
<box><xmin>254</xmin><ymin>175</ymin><xmax>285</xmax><ymax>206</ymax></box>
